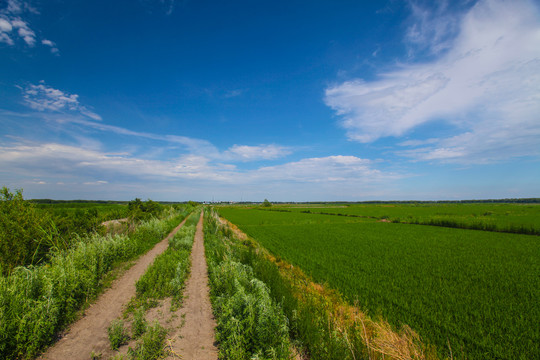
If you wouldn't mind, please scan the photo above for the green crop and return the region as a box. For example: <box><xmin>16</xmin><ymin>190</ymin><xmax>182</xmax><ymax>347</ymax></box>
<box><xmin>218</xmin><ymin>207</ymin><xmax>540</xmax><ymax>360</ymax></box>
<box><xmin>269</xmin><ymin>203</ymin><xmax>540</xmax><ymax>235</ymax></box>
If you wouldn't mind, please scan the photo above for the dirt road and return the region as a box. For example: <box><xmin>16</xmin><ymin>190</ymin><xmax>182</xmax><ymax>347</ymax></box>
<box><xmin>39</xmin><ymin>218</ymin><xmax>188</xmax><ymax>360</ymax></box>
<box><xmin>166</xmin><ymin>211</ymin><xmax>218</xmax><ymax>359</ymax></box>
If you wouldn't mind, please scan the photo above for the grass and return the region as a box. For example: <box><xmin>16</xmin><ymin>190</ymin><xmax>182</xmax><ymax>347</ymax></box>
<box><xmin>0</xmin><ymin>206</ymin><xmax>192</xmax><ymax>359</ymax></box>
<box><xmin>127</xmin><ymin>321</ymin><xmax>167</xmax><ymax>360</ymax></box>
<box><xmin>108</xmin><ymin>319</ymin><xmax>129</xmax><ymax>350</ymax></box>
<box><xmin>204</xmin><ymin>210</ymin><xmax>292</xmax><ymax>360</ymax></box>
<box><xmin>218</xmin><ymin>207</ymin><xmax>540</xmax><ymax>360</ymax></box>
<box><xmin>132</xmin><ymin>211</ymin><xmax>199</xmax><ymax>309</ymax></box>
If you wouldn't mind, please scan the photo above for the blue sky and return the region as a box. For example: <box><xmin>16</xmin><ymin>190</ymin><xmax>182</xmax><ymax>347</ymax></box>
<box><xmin>1</xmin><ymin>0</ymin><xmax>539</xmax><ymax>201</ymax></box>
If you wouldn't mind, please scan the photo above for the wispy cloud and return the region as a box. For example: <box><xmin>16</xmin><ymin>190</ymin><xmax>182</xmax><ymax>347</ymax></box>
<box><xmin>16</xmin><ymin>84</ymin><xmax>292</xmax><ymax>164</ymax></box>
<box><xmin>405</xmin><ymin>0</ymin><xmax>464</xmax><ymax>57</ymax></box>
<box><xmin>41</xmin><ymin>39</ymin><xmax>59</xmax><ymax>54</ymax></box>
<box><xmin>325</xmin><ymin>0</ymin><xmax>540</xmax><ymax>164</ymax></box>
<box><xmin>0</xmin><ymin>0</ymin><xmax>56</xmax><ymax>51</ymax></box>
<box><xmin>223</xmin><ymin>144</ymin><xmax>292</xmax><ymax>162</ymax></box>
<box><xmin>252</xmin><ymin>156</ymin><xmax>394</xmax><ymax>183</ymax></box>
<box><xmin>0</xmin><ymin>141</ymin><xmax>398</xmax><ymax>194</ymax></box>
<box><xmin>21</xmin><ymin>82</ymin><xmax>102</xmax><ymax>121</ymax></box>
<box><xmin>140</xmin><ymin>0</ymin><xmax>178</xmax><ymax>16</ymax></box>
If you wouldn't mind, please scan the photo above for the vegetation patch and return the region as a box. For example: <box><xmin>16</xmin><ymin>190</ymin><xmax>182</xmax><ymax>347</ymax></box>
<box><xmin>204</xmin><ymin>210</ymin><xmax>292</xmax><ymax>360</ymax></box>
<box><xmin>218</xmin><ymin>206</ymin><xmax>540</xmax><ymax>360</ymax></box>
<box><xmin>0</xmin><ymin>205</ymin><xmax>192</xmax><ymax>359</ymax></box>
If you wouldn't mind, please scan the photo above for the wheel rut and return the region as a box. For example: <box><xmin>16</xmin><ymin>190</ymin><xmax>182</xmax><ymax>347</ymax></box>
<box><xmin>165</xmin><ymin>211</ymin><xmax>218</xmax><ymax>359</ymax></box>
<box><xmin>39</xmin><ymin>218</ymin><xmax>188</xmax><ymax>360</ymax></box>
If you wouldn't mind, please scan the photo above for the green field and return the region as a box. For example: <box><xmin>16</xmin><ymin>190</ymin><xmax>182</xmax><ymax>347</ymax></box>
<box><xmin>269</xmin><ymin>203</ymin><xmax>540</xmax><ymax>235</ymax></box>
<box><xmin>218</xmin><ymin>207</ymin><xmax>540</xmax><ymax>360</ymax></box>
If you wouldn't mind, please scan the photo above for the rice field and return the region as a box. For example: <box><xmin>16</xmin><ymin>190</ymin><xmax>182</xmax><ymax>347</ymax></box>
<box><xmin>217</xmin><ymin>206</ymin><xmax>540</xmax><ymax>360</ymax></box>
<box><xmin>270</xmin><ymin>202</ymin><xmax>540</xmax><ymax>235</ymax></box>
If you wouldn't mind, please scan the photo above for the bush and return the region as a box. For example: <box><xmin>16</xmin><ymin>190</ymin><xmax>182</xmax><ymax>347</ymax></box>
<box><xmin>128</xmin><ymin>321</ymin><xmax>167</xmax><ymax>360</ymax></box>
<box><xmin>0</xmin><ymin>187</ymin><xmax>53</xmax><ymax>273</ymax></box>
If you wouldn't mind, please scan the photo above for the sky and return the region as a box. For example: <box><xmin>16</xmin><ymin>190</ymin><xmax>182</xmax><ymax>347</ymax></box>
<box><xmin>0</xmin><ymin>0</ymin><xmax>539</xmax><ymax>202</ymax></box>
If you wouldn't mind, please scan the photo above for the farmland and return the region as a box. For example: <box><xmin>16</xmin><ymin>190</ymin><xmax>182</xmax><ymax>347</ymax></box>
<box><xmin>217</xmin><ymin>206</ymin><xmax>540</xmax><ymax>360</ymax></box>
<box><xmin>269</xmin><ymin>202</ymin><xmax>540</xmax><ymax>235</ymax></box>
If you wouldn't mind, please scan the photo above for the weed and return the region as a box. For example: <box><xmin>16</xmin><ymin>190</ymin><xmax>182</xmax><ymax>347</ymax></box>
<box><xmin>128</xmin><ymin>321</ymin><xmax>167</xmax><ymax>360</ymax></box>
<box><xmin>132</xmin><ymin>307</ymin><xmax>147</xmax><ymax>338</ymax></box>
<box><xmin>108</xmin><ymin>319</ymin><xmax>129</xmax><ymax>350</ymax></box>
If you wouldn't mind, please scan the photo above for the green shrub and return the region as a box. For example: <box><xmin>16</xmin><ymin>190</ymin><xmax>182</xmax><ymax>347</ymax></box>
<box><xmin>108</xmin><ymin>319</ymin><xmax>129</xmax><ymax>350</ymax></box>
<box><xmin>134</xmin><ymin>225</ymin><xmax>194</xmax><ymax>307</ymax></box>
<box><xmin>132</xmin><ymin>308</ymin><xmax>147</xmax><ymax>338</ymax></box>
<box><xmin>0</xmin><ymin>187</ymin><xmax>53</xmax><ymax>273</ymax></box>
<box><xmin>128</xmin><ymin>321</ymin><xmax>167</xmax><ymax>360</ymax></box>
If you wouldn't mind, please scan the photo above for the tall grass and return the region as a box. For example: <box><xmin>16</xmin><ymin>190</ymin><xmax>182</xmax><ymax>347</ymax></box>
<box><xmin>134</xmin><ymin>215</ymin><xmax>197</xmax><ymax>308</ymax></box>
<box><xmin>204</xmin><ymin>210</ymin><xmax>292</xmax><ymax>360</ymax></box>
<box><xmin>0</xmin><ymin>207</ymin><xmax>191</xmax><ymax>359</ymax></box>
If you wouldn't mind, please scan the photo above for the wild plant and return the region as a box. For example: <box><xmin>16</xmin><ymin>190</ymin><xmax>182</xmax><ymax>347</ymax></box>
<box><xmin>132</xmin><ymin>307</ymin><xmax>148</xmax><ymax>338</ymax></box>
<box><xmin>204</xmin><ymin>212</ymin><xmax>292</xmax><ymax>360</ymax></box>
<box><xmin>108</xmin><ymin>319</ymin><xmax>129</xmax><ymax>350</ymax></box>
<box><xmin>127</xmin><ymin>321</ymin><xmax>167</xmax><ymax>360</ymax></box>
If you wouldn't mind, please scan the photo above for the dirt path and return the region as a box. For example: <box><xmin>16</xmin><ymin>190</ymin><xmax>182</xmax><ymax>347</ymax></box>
<box><xmin>166</xmin><ymin>211</ymin><xmax>218</xmax><ymax>359</ymax></box>
<box><xmin>39</xmin><ymin>218</ymin><xmax>188</xmax><ymax>360</ymax></box>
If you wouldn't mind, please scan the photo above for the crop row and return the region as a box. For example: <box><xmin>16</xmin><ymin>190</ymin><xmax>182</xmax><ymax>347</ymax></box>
<box><xmin>218</xmin><ymin>207</ymin><xmax>540</xmax><ymax>360</ymax></box>
<box><xmin>0</xmin><ymin>206</ymin><xmax>193</xmax><ymax>359</ymax></box>
<box><xmin>269</xmin><ymin>203</ymin><xmax>540</xmax><ymax>235</ymax></box>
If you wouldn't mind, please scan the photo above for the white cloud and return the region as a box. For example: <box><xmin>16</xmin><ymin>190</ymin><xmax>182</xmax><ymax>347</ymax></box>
<box><xmin>22</xmin><ymin>83</ymin><xmax>102</xmax><ymax>120</ymax></box>
<box><xmin>0</xmin><ymin>17</ymin><xmax>12</xmax><ymax>32</ymax></box>
<box><xmin>405</xmin><ymin>0</ymin><xmax>462</xmax><ymax>56</ymax></box>
<box><xmin>83</xmin><ymin>180</ymin><xmax>108</xmax><ymax>185</ymax></box>
<box><xmin>223</xmin><ymin>144</ymin><xmax>291</xmax><ymax>162</ymax></box>
<box><xmin>7</xmin><ymin>0</ymin><xmax>23</xmax><ymax>14</ymax></box>
<box><xmin>0</xmin><ymin>1</ymin><xmax>55</xmax><ymax>50</ymax></box>
<box><xmin>42</xmin><ymin>38</ymin><xmax>59</xmax><ymax>54</ymax></box>
<box><xmin>0</xmin><ymin>142</ymin><xmax>398</xmax><ymax>194</ymax></box>
<box><xmin>252</xmin><ymin>155</ymin><xmax>393</xmax><ymax>183</ymax></box>
<box><xmin>11</xmin><ymin>18</ymin><xmax>35</xmax><ymax>46</ymax></box>
<box><xmin>325</xmin><ymin>0</ymin><xmax>540</xmax><ymax>163</ymax></box>
<box><xmin>31</xmin><ymin>110</ymin><xmax>292</xmax><ymax>163</ymax></box>
<box><xmin>223</xmin><ymin>89</ymin><xmax>243</xmax><ymax>98</ymax></box>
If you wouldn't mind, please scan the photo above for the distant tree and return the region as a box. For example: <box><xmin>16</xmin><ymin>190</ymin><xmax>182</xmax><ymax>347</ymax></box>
<box><xmin>127</xmin><ymin>198</ymin><xmax>163</xmax><ymax>221</ymax></box>
<box><xmin>262</xmin><ymin>199</ymin><xmax>272</xmax><ymax>207</ymax></box>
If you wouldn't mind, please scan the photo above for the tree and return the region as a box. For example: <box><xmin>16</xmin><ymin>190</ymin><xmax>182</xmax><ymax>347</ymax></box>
<box><xmin>0</xmin><ymin>187</ymin><xmax>52</xmax><ymax>274</ymax></box>
<box><xmin>262</xmin><ymin>199</ymin><xmax>272</xmax><ymax>207</ymax></box>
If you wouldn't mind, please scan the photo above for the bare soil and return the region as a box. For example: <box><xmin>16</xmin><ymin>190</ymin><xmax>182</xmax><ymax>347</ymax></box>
<box><xmin>39</xmin><ymin>218</ymin><xmax>188</xmax><ymax>360</ymax></box>
<box><xmin>165</xmin><ymin>211</ymin><xmax>218</xmax><ymax>359</ymax></box>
